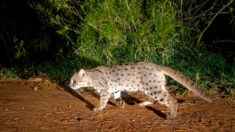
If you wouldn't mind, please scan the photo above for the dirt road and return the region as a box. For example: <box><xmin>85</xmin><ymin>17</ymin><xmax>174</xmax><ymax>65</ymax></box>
<box><xmin>0</xmin><ymin>79</ymin><xmax>234</xmax><ymax>131</ymax></box>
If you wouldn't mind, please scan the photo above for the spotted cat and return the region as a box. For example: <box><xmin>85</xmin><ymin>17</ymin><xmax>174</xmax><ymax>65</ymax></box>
<box><xmin>70</xmin><ymin>62</ymin><xmax>213</xmax><ymax>118</ymax></box>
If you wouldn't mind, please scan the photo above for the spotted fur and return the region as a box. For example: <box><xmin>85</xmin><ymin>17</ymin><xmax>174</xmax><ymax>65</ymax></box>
<box><xmin>70</xmin><ymin>62</ymin><xmax>213</xmax><ymax>118</ymax></box>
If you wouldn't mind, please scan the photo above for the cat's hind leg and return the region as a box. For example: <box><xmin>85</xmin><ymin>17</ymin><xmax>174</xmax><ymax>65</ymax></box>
<box><xmin>114</xmin><ymin>91</ymin><xmax>125</xmax><ymax>108</ymax></box>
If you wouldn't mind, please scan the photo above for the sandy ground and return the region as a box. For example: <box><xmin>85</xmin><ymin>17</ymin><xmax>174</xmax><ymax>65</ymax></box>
<box><xmin>0</xmin><ymin>79</ymin><xmax>234</xmax><ymax>132</ymax></box>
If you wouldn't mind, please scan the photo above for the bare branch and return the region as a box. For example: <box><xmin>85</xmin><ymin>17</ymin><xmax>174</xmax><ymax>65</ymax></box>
<box><xmin>197</xmin><ymin>0</ymin><xmax>234</xmax><ymax>43</ymax></box>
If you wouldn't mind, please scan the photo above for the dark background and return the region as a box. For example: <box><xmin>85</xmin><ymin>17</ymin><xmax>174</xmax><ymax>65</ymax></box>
<box><xmin>0</xmin><ymin>0</ymin><xmax>234</xmax><ymax>66</ymax></box>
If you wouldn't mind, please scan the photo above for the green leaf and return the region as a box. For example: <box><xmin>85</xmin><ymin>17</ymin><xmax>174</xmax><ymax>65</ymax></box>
<box><xmin>229</xmin><ymin>7</ymin><xmax>233</xmax><ymax>13</ymax></box>
<box><xmin>56</xmin><ymin>26</ymin><xmax>69</xmax><ymax>35</ymax></box>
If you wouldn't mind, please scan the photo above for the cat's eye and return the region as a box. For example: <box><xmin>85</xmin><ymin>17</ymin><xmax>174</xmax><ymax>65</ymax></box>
<box><xmin>73</xmin><ymin>80</ymin><xmax>76</xmax><ymax>84</ymax></box>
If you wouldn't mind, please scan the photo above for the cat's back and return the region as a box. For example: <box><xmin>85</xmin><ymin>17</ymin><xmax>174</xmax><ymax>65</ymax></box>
<box><xmin>97</xmin><ymin>62</ymin><xmax>157</xmax><ymax>77</ymax></box>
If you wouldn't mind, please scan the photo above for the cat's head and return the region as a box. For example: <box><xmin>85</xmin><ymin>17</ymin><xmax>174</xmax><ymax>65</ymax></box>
<box><xmin>70</xmin><ymin>69</ymin><xmax>92</xmax><ymax>90</ymax></box>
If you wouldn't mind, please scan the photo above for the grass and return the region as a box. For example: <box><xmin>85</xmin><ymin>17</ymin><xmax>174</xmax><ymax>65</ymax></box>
<box><xmin>0</xmin><ymin>55</ymin><xmax>101</xmax><ymax>81</ymax></box>
<box><xmin>0</xmin><ymin>67</ymin><xmax>19</xmax><ymax>80</ymax></box>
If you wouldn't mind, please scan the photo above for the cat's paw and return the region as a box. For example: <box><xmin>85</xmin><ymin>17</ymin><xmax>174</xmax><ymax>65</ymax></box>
<box><xmin>93</xmin><ymin>107</ymin><xmax>102</xmax><ymax>112</ymax></box>
<box><xmin>116</xmin><ymin>98</ymin><xmax>125</xmax><ymax>108</ymax></box>
<box><xmin>119</xmin><ymin>100</ymin><xmax>125</xmax><ymax>108</ymax></box>
<box><xmin>139</xmin><ymin>101</ymin><xmax>153</xmax><ymax>107</ymax></box>
<box><xmin>139</xmin><ymin>103</ymin><xmax>145</xmax><ymax>107</ymax></box>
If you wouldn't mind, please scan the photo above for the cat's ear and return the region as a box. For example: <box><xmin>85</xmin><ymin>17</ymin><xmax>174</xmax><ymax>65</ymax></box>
<box><xmin>79</xmin><ymin>69</ymin><xmax>86</xmax><ymax>77</ymax></box>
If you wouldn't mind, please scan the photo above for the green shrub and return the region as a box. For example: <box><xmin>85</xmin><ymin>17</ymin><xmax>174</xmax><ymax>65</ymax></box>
<box><xmin>0</xmin><ymin>67</ymin><xmax>19</xmax><ymax>80</ymax></box>
<box><xmin>76</xmin><ymin>0</ymin><xmax>179</xmax><ymax>65</ymax></box>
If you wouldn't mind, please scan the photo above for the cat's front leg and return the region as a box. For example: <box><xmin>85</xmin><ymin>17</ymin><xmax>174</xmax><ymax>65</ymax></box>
<box><xmin>93</xmin><ymin>90</ymin><xmax>110</xmax><ymax>111</ymax></box>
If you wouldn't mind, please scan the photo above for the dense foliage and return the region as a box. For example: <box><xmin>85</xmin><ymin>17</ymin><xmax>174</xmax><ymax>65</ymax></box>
<box><xmin>0</xmin><ymin>0</ymin><xmax>234</xmax><ymax>95</ymax></box>
<box><xmin>76</xmin><ymin>0</ymin><xmax>178</xmax><ymax>65</ymax></box>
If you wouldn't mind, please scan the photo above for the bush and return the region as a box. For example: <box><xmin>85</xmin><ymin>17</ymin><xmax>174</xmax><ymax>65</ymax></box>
<box><xmin>76</xmin><ymin>0</ymin><xmax>179</xmax><ymax>65</ymax></box>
